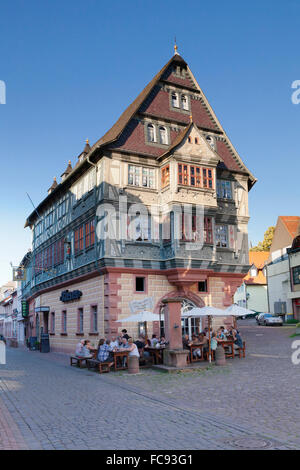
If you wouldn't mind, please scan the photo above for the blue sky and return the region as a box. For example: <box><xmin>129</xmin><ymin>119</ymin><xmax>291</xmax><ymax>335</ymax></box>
<box><xmin>0</xmin><ymin>0</ymin><xmax>300</xmax><ymax>285</ymax></box>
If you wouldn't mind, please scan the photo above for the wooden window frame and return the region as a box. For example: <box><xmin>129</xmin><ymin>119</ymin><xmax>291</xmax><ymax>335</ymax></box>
<box><xmin>202</xmin><ymin>167</ymin><xmax>214</xmax><ymax>189</ymax></box>
<box><xmin>161</xmin><ymin>165</ymin><xmax>170</xmax><ymax>189</ymax></box>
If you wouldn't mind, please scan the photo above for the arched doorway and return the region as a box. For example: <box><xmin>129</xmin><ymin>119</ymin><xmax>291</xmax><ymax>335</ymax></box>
<box><xmin>158</xmin><ymin>296</ymin><xmax>203</xmax><ymax>339</ymax></box>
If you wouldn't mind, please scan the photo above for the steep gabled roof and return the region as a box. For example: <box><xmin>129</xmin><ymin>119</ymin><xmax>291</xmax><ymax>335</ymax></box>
<box><xmin>89</xmin><ymin>53</ymin><xmax>255</xmax><ymax>187</ymax></box>
<box><xmin>279</xmin><ymin>216</ymin><xmax>300</xmax><ymax>239</ymax></box>
<box><xmin>90</xmin><ymin>55</ymin><xmax>187</xmax><ymax>152</ymax></box>
<box><xmin>244</xmin><ymin>251</ymin><xmax>269</xmax><ymax>285</ymax></box>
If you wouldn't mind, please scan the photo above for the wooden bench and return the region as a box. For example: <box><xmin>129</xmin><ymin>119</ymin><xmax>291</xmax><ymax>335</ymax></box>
<box><xmin>86</xmin><ymin>358</ymin><xmax>112</xmax><ymax>374</ymax></box>
<box><xmin>70</xmin><ymin>356</ymin><xmax>88</xmax><ymax>368</ymax></box>
<box><xmin>98</xmin><ymin>362</ymin><xmax>111</xmax><ymax>373</ymax></box>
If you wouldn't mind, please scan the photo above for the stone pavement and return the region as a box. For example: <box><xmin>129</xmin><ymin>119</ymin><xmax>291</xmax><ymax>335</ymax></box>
<box><xmin>0</xmin><ymin>320</ymin><xmax>299</xmax><ymax>450</ymax></box>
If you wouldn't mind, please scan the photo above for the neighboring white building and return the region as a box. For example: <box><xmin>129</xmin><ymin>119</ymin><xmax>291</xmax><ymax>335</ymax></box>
<box><xmin>266</xmin><ymin>254</ymin><xmax>293</xmax><ymax>315</ymax></box>
<box><xmin>234</xmin><ymin>251</ymin><xmax>269</xmax><ymax>313</ymax></box>
<box><xmin>266</xmin><ymin>216</ymin><xmax>300</xmax><ymax>317</ymax></box>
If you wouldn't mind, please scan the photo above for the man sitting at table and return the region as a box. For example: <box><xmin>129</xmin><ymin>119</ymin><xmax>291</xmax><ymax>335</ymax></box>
<box><xmin>190</xmin><ymin>334</ymin><xmax>202</xmax><ymax>359</ymax></box>
<box><xmin>97</xmin><ymin>339</ymin><xmax>114</xmax><ymax>368</ymax></box>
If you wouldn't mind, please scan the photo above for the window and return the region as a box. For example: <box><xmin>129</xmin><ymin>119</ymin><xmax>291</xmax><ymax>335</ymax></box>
<box><xmin>161</xmin><ymin>165</ymin><xmax>170</xmax><ymax>188</ymax></box>
<box><xmin>217</xmin><ymin>180</ymin><xmax>232</xmax><ymax>199</ymax></box>
<box><xmin>78</xmin><ymin>308</ymin><xmax>84</xmax><ymax>333</ymax></box>
<box><xmin>85</xmin><ymin>219</ymin><xmax>95</xmax><ymax>249</ymax></box>
<box><xmin>181</xmin><ymin>215</ymin><xmax>213</xmax><ymax>244</ymax></box>
<box><xmin>204</xmin><ymin>217</ymin><xmax>213</xmax><ymax>244</ymax></box>
<box><xmin>198</xmin><ymin>281</ymin><xmax>208</xmax><ymax>292</ymax></box>
<box><xmin>91</xmin><ymin>306</ymin><xmax>98</xmax><ymax>332</ymax></box>
<box><xmin>202</xmin><ymin>168</ymin><xmax>214</xmax><ymax>189</ymax></box>
<box><xmin>292</xmin><ymin>266</ymin><xmax>300</xmax><ymax>285</ymax></box>
<box><xmin>188</xmin><ymin>136</ymin><xmax>191</xmax><ymax>143</ymax></box>
<box><xmin>128</xmin><ymin>165</ymin><xmax>140</xmax><ymax>186</ymax></box>
<box><xmin>147</xmin><ymin>123</ymin><xmax>156</xmax><ymax>142</ymax></box>
<box><xmin>74</xmin><ymin>225</ymin><xmax>84</xmax><ymax>254</ymax></box>
<box><xmin>50</xmin><ymin>312</ymin><xmax>55</xmax><ymax>334</ymax></box>
<box><xmin>178</xmin><ymin>164</ymin><xmax>189</xmax><ymax>185</ymax></box>
<box><xmin>128</xmin><ymin>165</ymin><xmax>154</xmax><ymax>188</ymax></box>
<box><xmin>159</xmin><ymin>126</ymin><xmax>168</xmax><ymax>145</ymax></box>
<box><xmin>171</xmin><ymin>92</ymin><xmax>179</xmax><ymax>108</ymax></box>
<box><xmin>53</xmin><ymin>238</ymin><xmax>64</xmax><ymax>266</ymax></box>
<box><xmin>250</xmin><ymin>267</ymin><xmax>257</xmax><ymax>277</ymax></box>
<box><xmin>62</xmin><ymin>310</ymin><xmax>67</xmax><ymax>333</ymax></box>
<box><xmin>190</xmin><ymin>166</ymin><xmax>201</xmax><ymax>187</ymax></box>
<box><xmin>206</xmin><ymin>135</ymin><xmax>215</xmax><ymax>149</ymax></box>
<box><xmin>215</xmin><ymin>225</ymin><xmax>228</xmax><ymax>248</ymax></box>
<box><xmin>195</xmin><ymin>137</ymin><xmax>199</xmax><ymax>144</ymax></box>
<box><xmin>57</xmin><ymin>199</ymin><xmax>67</xmax><ymax>219</ymax></box>
<box><xmin>181</xmin><ymin>94</ymin><xmax>189</xmax><ymax>110</ymax></box>
<box><xmin>135</xmin><ymin>277</ymin><xmax>145</xmax><ymax>292</ymax></box>
<box><xmin>142</xmin><ymin>168</ymin><xmax>154</xmax><ymax>188</ymax></box>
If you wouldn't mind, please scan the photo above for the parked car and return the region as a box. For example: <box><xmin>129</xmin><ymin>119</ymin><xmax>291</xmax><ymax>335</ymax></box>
<box><xmin>0</xmin><ymin>334</ymin><xmax>6</xmax><ymax>344</ymax></box>
<box><xmin>256</xmin><ymin>313</ymin><xmax>283</xmax><ymax>326</ymax></box>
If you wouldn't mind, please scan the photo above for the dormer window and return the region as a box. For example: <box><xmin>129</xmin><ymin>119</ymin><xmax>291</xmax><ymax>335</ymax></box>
<box><xmin>159</xmin><ymin>126</ymin><xmax>168</xmax><ymax>145</ymax></box>
<box><xmin>171</xmin><ymin>92</ymin><xmax>179</xmax><ymax>108</ymax></box>
<box><xmin>181</xmin><ymin>94</ymin><xmax>189</xmax><ymax>110</ymax></box>
<box><xmin>147</xmin><ymin>123</ymin><xmax>156</xmax><ymax>142</ymax></box>
<box><xmin>206</xmin><ymin>135</ymin><xmax>215</xmax><ymax>150</ymax></box>
<box><xmin>250</xmin><ymin>266</ymin><xmax>257</xmax><ymax>277</ymax></box>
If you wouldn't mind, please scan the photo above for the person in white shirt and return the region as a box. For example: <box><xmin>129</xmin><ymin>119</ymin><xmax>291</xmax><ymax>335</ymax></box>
<box><xmin>110</xmin><ymin>336</ymin><xmax>119</xmax><ymax>349</ymax></box>
<box><xmin>127</xmin><ymin>338</ymin><xmax>140</xmax><ymax>358</ymax></box>
<box><xmin>150</xmin><ymin>334</ymin><xmax>158</xmax><ymax>347</ymax></box>
<box><xmin>75</xmin><ymin>339</ymin><xmax>84</xmax><ymax>357</ymax></box>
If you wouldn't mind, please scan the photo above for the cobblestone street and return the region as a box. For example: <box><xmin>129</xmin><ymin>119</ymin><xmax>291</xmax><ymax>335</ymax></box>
<box><xmin>0</xmin><ymin>321</ymin><xmax>299</xmax><ymax>450</ymax></box>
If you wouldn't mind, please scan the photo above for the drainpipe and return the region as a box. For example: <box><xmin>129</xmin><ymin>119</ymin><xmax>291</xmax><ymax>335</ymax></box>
<box><xmin>266</xmin><ymin>263</ymin><xmax>270</xmax><ymax>313</ymax></box>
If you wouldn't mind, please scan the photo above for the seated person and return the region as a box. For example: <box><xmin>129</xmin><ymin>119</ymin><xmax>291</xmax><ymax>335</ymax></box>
<box><xmin>198</xmin><ymin>333</ymin><xmax>208</xmax><ymax>354</ymax></box>
<box><xmin>230</xmin><ymin>327</ymin><xmax>243</xmax><ymax>349</ymax></box>
<box><xmin>97</xmin><ymin>339</ymin><xmax>114</xmax><ymax>367</ymax></box>
<box><xmin>150</xmin><ymin>334</ymin><xmax>158</xmax><ymax>347</ymax></box>
<box><xmin>75</xmin><ymin>339</ymin><xmax>84</xmax><ymax>357</ymax></box>
<box><xmin>182</xmin><ymin>334</ymin><xmax>191</xmax><ymax>350</ymax></box>
<box><xmin>134</xmin><ymin>336</ymin><xmax>146</xmax><ymax>357</ymax></box>
<box><xmin>216</xmin><ymin>328</ymin><xmax>225</xmax><ymax>340</ymax></box>
<box><xmin>119</xmin><ymin>336</ymin><xmax>132</xmax><ymax>366</ymax></box>
<box><xmin>110</xmin><ymin>336</ymin><xmax>119</xmax><ymax>349</ymax></box>
<box><xmin>80</xmin><ymin>340</ymin><xmax>93</xmax><ymax>358</ymax></box>
<box><xmin>182</xmin><ymin>334</ymin><xmax>192</xmax><ymax>361</ymax></box>
<box><xmin>210</xmin><ymin>333</ymin><xmax>218</xmax><ymax>351</ymax></box>
<box><xmin>127</xmin><ymin>338</ymin><xmax>140</xmax><ymax>359</ymax></box>
<box><xmin>191</xmin><ymin>334</ymin><xmax>202</xmax><ymax>359</ymax></box>
<box><xmin>159</xmin><ymin>336</ymin><xmax>168</xmax><ymax>348</ymax></box>
<box><xmin>221</xmin><ymin>326</ymin><xmax>228</xmax><ymax>336</ymax></box>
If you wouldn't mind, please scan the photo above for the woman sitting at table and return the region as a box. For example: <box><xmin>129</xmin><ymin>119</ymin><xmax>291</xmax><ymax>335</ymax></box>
<box><xmin>210</xmin><ymin>333</ymin><xmax>218</xmax><ymax>351</ymax></box>
<box><xmin>79</xmin><ymin>340</ymin><xmax>93</xmax><ymax>359</ymax></box>
<box><xmin>126</xmin><ymin>337</ymin><xmax>140</xmax><ymax>359</ymax></box>
<box><xmin>97</xmin><ymin>339</ymin><xmax>114</xmax><ymax>368</ymax></box>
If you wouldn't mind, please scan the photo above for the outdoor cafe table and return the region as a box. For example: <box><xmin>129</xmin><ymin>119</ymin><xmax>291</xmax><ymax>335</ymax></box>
<box><xmin>189</xmin><ymin>343</ymin><xmax>205</xmax><ymax>362</ymax></box>
<box><xmin>146</xmin><ymin>347</ymin><xmax>164</xmax><ymax>364</ymax></box>
<box><xmin>113</xmin><ymin>350</ymin><xmax>129</xmax><ymax>371</ymax></box>
<box><xmin>217</xmin><ymin>339</ymin><xmax>235</xmax><ymax>358</ymax></box>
